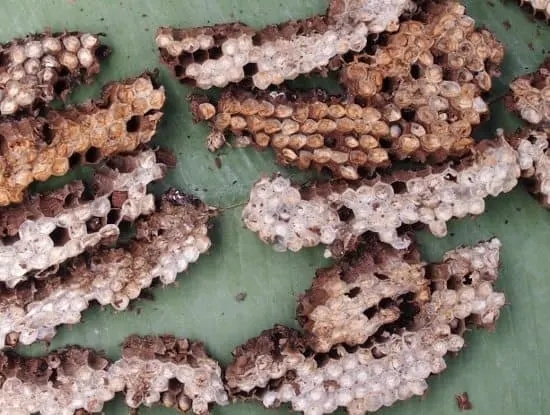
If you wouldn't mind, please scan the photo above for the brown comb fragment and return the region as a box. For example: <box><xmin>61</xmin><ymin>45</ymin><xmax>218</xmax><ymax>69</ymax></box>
<box><xmin>225</xmin><ymin>239</ymin><xmax>505</xmax><ymax>414</ymax></box>
<box><xmin>0</xmin><ymin>335</ymin><xmax>228</xmax><ymax>415</ymax></box>
<box><xmin>157</xmin><ymin>0</ymin><xmax>416</xmax><ymax>90</ymax></box>
<box><xmin>191</xmin><ymin>1</ymin><xmax>503</xmax><ymax>179</ymax></box>
<box><xmin>507</xmin><ymin>56</ymin><xmax>550</xmax><ymax>126</ymax></box>
<box><xmin>0</xmin><ymin>31</ymin><xmax>110</xmax><ymax>116</ymax></box>
<box><xmin>243</xmin><ymin>139</ymin><xmax>520</xmax><ymax>256</ymax></box>
<box><xmin>0</xmin><ymin>73</ymin><xmax>165</xmax><ymax>206</ymax></box>
<box><xmin>0</xmin><ymin>189</ymin><xmax>216</xmax><ymax>348</ymax></box>
<box><xmin>297</xmin><ymin>241</ymin><xmax>429</xmax><ymax>353</ymax></box>
<box><xmin>113</xmin><ymin>335</ymin><xmax>228</xmax><ymax>414</ymax></box>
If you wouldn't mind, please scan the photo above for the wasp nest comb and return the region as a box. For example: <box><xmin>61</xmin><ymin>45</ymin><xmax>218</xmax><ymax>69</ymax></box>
<box><xmin>111</xmin><ymin>335</ymin><xmax>229</xmax><ymax>414</ymax></box>
<box><xmin>225</xmin><ymin>239</ymin><xmax>505</xmax><ymax>414</ymax></box>
<box><xmin>0</xmin><ymin>73</ymin><xmax>165</xmax><ymax>206</ymax></box>
<box><xmin>0</xmin><ymin>188</ymin><xmax>216</xmax><ymax>348</ymax></box>
<box><xmin>0</xmin><ymin>31</ymin><xmax>110</xmax><ymax>116</ymax></box>
<box><xmin>243</xmin><ymin>139</ymin><xmax>520</xmax><ymax>256</ymax></box>
<box><xmin>508</xmin><ymin>57</ymin><xmax>550</xmax><ymax>126</ymax></box>
<box><xmin>0</xmin><ymin>149</ymin><xmax>167</xmax><ymax>288</ymax></box>
<box><xmin>156</xmin><ymin>0</ymin><xmax>415</xmax><ymax>90</ymax></box>
<box><xmin>506</xmin><ymin>127</ymin><xmax>550</xmax><ymax>206</ymax></box>
<box><xmin>0</xmin><ymin>335</ymin><xmax>227</xmax><ymax>415</ymax></box>
<box><xmin>518</xmin><ymin>0</ymin><xmax>550</xmax><ymax>18</ymax></box>
<box><xmin>191</xmin><ymin>1</ymin><xmax>503</xmax><ymax>179</ymax></box>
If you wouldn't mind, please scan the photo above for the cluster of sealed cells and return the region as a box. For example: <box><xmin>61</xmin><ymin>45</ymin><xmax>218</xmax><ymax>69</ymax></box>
<box><xmin>0</xmin><ymin>31</ymin><xmax>110</xmax><ymax>115</ymax></box>
<box><xmin>157</xmin><ymin>0</ymin><xmax>417</xmax><ymax>89</ymax></box>
<box><xmin>190</xmin><ymin>0</ymin><xmax>504</xmax><ymax>180</ymax></box>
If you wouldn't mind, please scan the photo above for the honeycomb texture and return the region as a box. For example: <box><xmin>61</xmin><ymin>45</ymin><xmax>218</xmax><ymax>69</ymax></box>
<box><xmin>190</xmin><ymin>1</ymin><xmax>503</xmax><ymax>179</ymax></box>
<box><xmin>0</xmin><ymin>335</ymin><xmax>227</xmax><ymax>415</ymax></box>
<box><xmin>508</xmin><ymin>56</ymin><xmax>550</xmax><ymax>126</ymax></box>
<box><xmin>508</xmin><ymin>127</ymin><xmax>550</xmax><ymax>206</ymax></box>
<box><xmin>297</xmin><ymin>241</ymin><xmax>428</xmax><ymax>353</ymax></box>
<box><xmin>0</xmin><ymin>347</ymin><xmax>115</xmax><ymax>415</ymax></box>
<box><xmin>157</xmin><ymin>0</ymin><xmax>415</xmax><ymax>90</ymax></box>
<box><xmin>0</xmin><ymin>188</ymin><xmax>215</xmax><ymax>348</ymax></box>
<box><xmin>0</xmin><ymin>149</ymin><xmax>166</xmax><ymax>288</ymax></box>
<box><xmin>0</xmin><ymin>73</ymin><xmax>165</xmax><ymax>206</ymax></box>
<box><xmin>111</xmin><ymin>335</ymin><xmax>229</xmax><ymax>414</ymax></box>
<box><xmin>242</xmin><ymin>139</ymin><xmax>520</xmax><ymax>255</ymax></box>
<box><xmin>225</xmin><ymin>239</ymin><xmax>505</xmax><ymax>415</ymax></box>
<box><xmin>0</xmin><ymin>31</ymin><xmax>110</xmax><ymax>116</ymax></box>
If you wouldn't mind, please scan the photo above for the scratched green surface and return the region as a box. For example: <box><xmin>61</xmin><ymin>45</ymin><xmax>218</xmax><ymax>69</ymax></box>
<box><xmin>1</xmin><ymin>0</ymin><xmax>550</xmax><ymax>414</ymax></box>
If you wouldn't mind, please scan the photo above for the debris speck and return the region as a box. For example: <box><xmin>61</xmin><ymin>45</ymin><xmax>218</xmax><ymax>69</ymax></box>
<box><xmin>502</xmin><ymin>20</ymin><xmax>511</xmax><ymax>30</ymax></box>
<box><xmin>455</xmin><ymin>392</ymin><xmax>473</xmax><ymax>411</ymax></box>
<box><xmin>235</xmin><ymin>292</ymin><xmax>247</xmax><ymax>302</ymax></box>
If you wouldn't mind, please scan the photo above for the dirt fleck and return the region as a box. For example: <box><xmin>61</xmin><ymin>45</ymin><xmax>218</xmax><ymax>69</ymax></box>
<box><xmin>215</xmin><ymin>157</ymin><xmax>222</xmax><ymax>169</ymax></box>
<box><xmin>235</xmin><ymin>292</ymin><xmax>247</xmax><ymax>302</ymax></box>
<box><xmin>528</xmin><ymin>42</ymin><xmax>534</xmax><ymax>51</ymax></box>
<box><xmin>502</xmin><ymin>20</ymin><xmax>511</xmax><ymax>30</ymax></box>
<box><xmin>139</xmin><ymin>289</ymin><xmax>155</xmax><ymax>302</ymax></box>
<box><xmin>455</xmin><ymin>392</ymin><xmax>473</xmax><ymax>411</ymax></box>
<box><xmin>487</xmin><ymin>0</ymin><xmax>494</xmax><ymax>6</ymax></box>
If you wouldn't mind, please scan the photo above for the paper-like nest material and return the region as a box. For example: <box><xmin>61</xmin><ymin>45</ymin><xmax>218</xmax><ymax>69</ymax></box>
<box><xmin>508</xmin><ymin>56</ymin><xmax>550</xmax><ymax>126</ymax></box>
<box><xmin>297</xmin><ymin>240</ymin><xmax>428</xmax><ymax>353</ymax></box>
<box><xmin>225</xmin><ymin>239</ymin><xmax>505</xmax><ymax>415</ymax></box>
<box><xmin>157</xmin><ymin>0</ymin><xmax>415</xmax><ymax>89</ymax></box>
<box><xmin>0</xmin><ymin>149</ymin><xmax>166</xmax><ymax>288</ymax></box>
<box><xmin>243</xmin><ymin>139</ymin><xmax>520</xmax><ymax>256</ymax></box>
<box><xmin>0</xmin><ymin>31</ymin><xmax>110</xmax><ymax>116</ymax></box>
<box><xmin>112</xmin><ymin>335</ymin><xmax>229</xmax><ymax>413</ymax></box>
<box><xmin>0</xmin><ymin>73</ymin><xmax>165</xmax><ymax>206</ymax></box>
<box><xmin>0</xmin><ymin>188</ymin><xmax>216</xmax><ymax>348</ymax></box>
<box><xmin>507</xmin><ymin>127</ymin><xmax>550</xmax><ymax>206</ymax></box>
<box><xmin>0</xmin><ymin>335</ymin><xmax>227</xmax><ymax>415</ymax></box>
<box><xmin>190</xmin><ymin>1</ymin><xmax>503</xmax><ymax>179</ymax></box>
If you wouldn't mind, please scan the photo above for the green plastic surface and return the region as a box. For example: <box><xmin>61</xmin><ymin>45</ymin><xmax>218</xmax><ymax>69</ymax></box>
<box><xmin>1</xmin><ymin>0</ymin><xmax>550</xmax><ymax>414</ymax></box>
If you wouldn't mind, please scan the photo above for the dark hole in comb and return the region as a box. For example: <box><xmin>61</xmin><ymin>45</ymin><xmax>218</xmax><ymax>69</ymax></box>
<box><xmin>49</xmin><ymin>227</ymin><xmax>70</xmax><ymax>246</ymax></box>
<box><xmin>68</xmin><ymin>153</ymin><xmax>82</xmax><ymax>168</ymax></box>
<box><xmin>64</xmin><ymin>193</ymin><xmax>78</xmax><ymax>208</ymax></box>
<box><xmin>410</xmin><ymin>63</ymin><xmax>422</xmax><ymax>79</ymax></box>
<box><xmin>42</xmin><ymin>123</ymin><xmax>54</xmax><ymax>145</ymax></box>
<box><xmin>86</xmin><ymin>217</ymin><xmax>103</xmax><ymax>233</ymax></box>
<box><xmin>126</xmin><ymin>115</ymin><xmax>141</xmax><ymax>133</ymax></box>
<box><xmin>178</xmin><ymin>52</ymin><xmax>194</xmax><ymax>66</ymax></box>
<box><xmin>0</xmin><ymin>134</ymin><xmax>7</xmax><ymax>155</ymax></box>
<box><xmin>363</xmin><ymin>306</ymin><xmax>377</xmax><ymax>319</ymax></box>
<box><xmin>391</xmin><ymin>181</ymin><xmax>407</xmax><ymax>194</ymax></box>
<box><xmin>53</xmin><ymin>79</ymin><xmax>68</xmax><ymax>95</ymax></box>
<box><xmin>85</xmin><ymin>147</ymin><xmax>101</xmax><ymax>164</ymax></box>
<box><xmin>193</xmin><ymin>49</ymin><xmax>209</xmax><ymax>64</ymax></box>
<box><xmin>174</xmin><ymin>65</ymin><xmax>185</xmax><ymax>77</ymax></box>
<box><xmin>107</xmin><ymin>209</ymin><xmax>121</xmax><ymax>225</ymax></box>
<box><xmin>401</xmin><ymin>108</ymin><xmax>416</xmax><ymax>121</ymax></box>
<box><xmin>337</xmin><ymin>206</ymin><xmax>354</xmax><ymax>221</ymax></box>
<box><xmin>365</xmin><ymin>33</ymin><xmax>379</xmax><ymax>55</ymax></box>
<box><xmin>243</xmin><ymin>62</ymin><xmax>258</xmax><ymax>77</ymax></box>
<box><xmin>209</xmin><ymin>46</ymin><xmax>223</xmax><ymax>59</ymax></box>
<box><xmin>374</xmin><ymin>272</ymin><xmax>389</xmax><ymax>280</ymax></box>
<box><xmin>345</xmin><ymin>286</ymin><xmax>361</xmax><ymax>298</ymax></box>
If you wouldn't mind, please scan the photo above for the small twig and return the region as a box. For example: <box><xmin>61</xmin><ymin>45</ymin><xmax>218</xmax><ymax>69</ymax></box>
<box><xmin>219</xmin><ymin>200</ymin><xmax>247</xmax><ymax>210</ymax></box>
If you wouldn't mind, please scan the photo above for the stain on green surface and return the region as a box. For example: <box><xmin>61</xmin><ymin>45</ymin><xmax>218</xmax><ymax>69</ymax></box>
<box><xmin>1</xmin><ymin>0</ymin><xmax>550</xmax><ymax>414</ymax></box>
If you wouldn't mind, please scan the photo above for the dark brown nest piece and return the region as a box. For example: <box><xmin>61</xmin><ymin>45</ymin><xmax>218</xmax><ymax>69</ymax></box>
<box><xmin>190</xmin><ymin>0</ymin><xmax>504</xmax><ymax>179</ymax></box>
<box><xmin>0</xmin><ymin>188</ymin><xmax>217</xmax><ymax>348</ymax></box>
<box><xmin>0</xmin><ymin>72</ymin><xmax>165</xmax><ymax>206</ymax></box>
<box><xmin>0</xmin><ymin>334</ymin><xmax>228</xmax><ymax>415</ymax></box>
<box><xmin>225</xmin><ymin>238</ymin><xmax>505</xmax><ymax>414</ymax></box>
<box><xmin>157</xmin><ymin>0</ymin><xmax>417</xmax><ymax>90</ymax></box>
<box><xmin>0</xmin><ymin>31</ymin><xmax>110</xmax><ymax>116</ymax></box>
